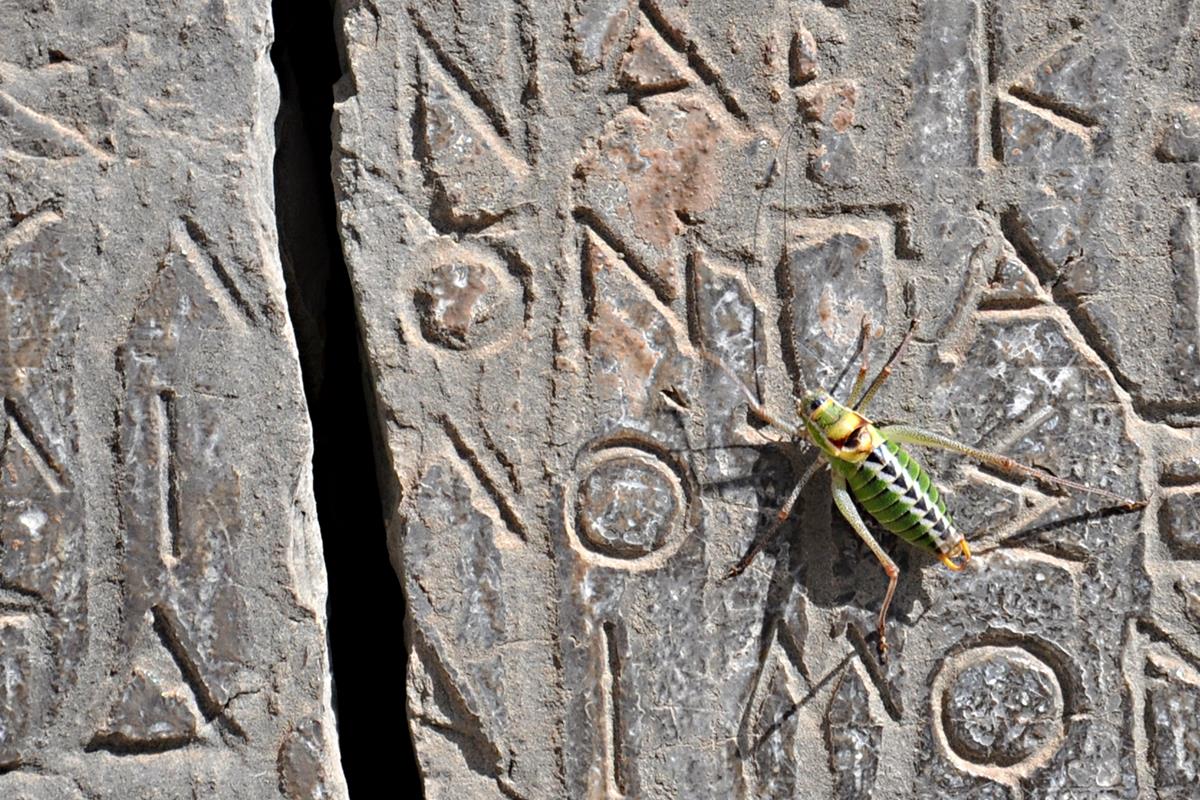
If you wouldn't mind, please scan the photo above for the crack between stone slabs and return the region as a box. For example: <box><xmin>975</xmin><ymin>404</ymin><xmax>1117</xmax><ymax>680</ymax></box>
<box><xmin>270</xmin><ymin>2</ymin><xmax>417</xmax><ymax>794</ymax></box>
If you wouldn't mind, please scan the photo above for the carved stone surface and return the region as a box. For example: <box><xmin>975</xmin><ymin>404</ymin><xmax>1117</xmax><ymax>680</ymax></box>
<box><xmin>333</xmin><ymin>0</ymin><xmax>1200</xmax><ymax>796</ymax></box>
<box><xmin>938</xmin><ymin>646</ymin><xmax>1062</xmax><ymax>768</ymax></box>
<box><xmin>0</xmin><ymin>3</ymin><xmax>345</xmax><ymax>797</ymax></box>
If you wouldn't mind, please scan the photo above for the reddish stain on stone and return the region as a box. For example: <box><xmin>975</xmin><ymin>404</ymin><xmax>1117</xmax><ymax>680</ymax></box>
<box><xmin>590</xmin><ymin>301</ymin><xmax>661</xmax><ymax>389</ymax></box>
<box><xmin>581</xmin><ymin>98</ymin><xmax>723</xmax><ymax>251</ymax></box>
<box><xmin>415</xmin><ymin>260</ymin><xmax>499</xmax><ymax>349</ymax></box>
<box><xmin>789</xmin><ymin>26</ymin><xmax>819</xmax><ymax>85</ymax></box>
<box><xmin>800</xmin><ymin>82</ymin><xmax>857</xmax><ymax>132</ymax></box>
<box><xmin>582</xmin><ymin>232</ymin><xmax>688</xmax><ymax>422</ymax></box>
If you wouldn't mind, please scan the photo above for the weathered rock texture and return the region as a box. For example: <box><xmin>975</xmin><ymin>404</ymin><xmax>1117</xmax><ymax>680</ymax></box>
<box><xmin>333</xmin><ymin>0</ymin><xmax>1200</xmax><ymax>797</ymax></box>
<box><xmin>0</xmin><ymin>3</ymin><xmax>346</xmax><ymax>798</ymax></box>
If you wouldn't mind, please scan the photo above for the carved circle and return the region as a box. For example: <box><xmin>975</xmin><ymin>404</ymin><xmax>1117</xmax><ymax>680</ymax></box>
<box><xmin>942</xmin><ymin>649</ymin><xmax>1061</xmax><ymax>765</ymax></box>
<box><xmin>566</xmin><ymin>436</ymin><xmax>697</xmax><ymax>570</ymax></box>
<box><xmin>410</xmin><ymin>240</ymin><xmax>524</xmax><ymax>351</ymax></box>
<box><xmin>577</xmin><ymin>454</ymin><xmax>679</xmax><ymax>557</ymax></box>
<box><xmin>931</xmin><ymin>644</ymin><xmax>1068</xmax><ymax>782</ymax></box>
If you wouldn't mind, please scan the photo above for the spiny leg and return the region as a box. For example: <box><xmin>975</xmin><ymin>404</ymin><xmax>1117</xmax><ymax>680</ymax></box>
<box><xmin>723</xmin><ymin>456</ymin><xmax>826</xmax><ymax>580</ymax></box>
<box><xmin>700</xmin><ymin>351</ymin><xmax>799</xmax><ymax>436</ymax></box>
<box><xmin>831</xmin><ymin>472</ymin><xmax>899</xmax><ymax>660</ymax></box>
<box><xmin>843</xmin><ymin>349</ymin><xmax>871</xmax><ymax>409</ymax></box>
<box><xmin>854</xmin><ymin>318</ymin><xmax>919</xmax><ymax>413</ymax></box>
<box><xmin>844</xmin><ymin>364</ymin><xmax>873</xmax><ymax>410</ymax></box>
<box><xmin>835</xmin><ymin>315</ymin><xmax>875</xmax><ymax>406</ymax></box>
<box><xmin>880</xmin><ymin>424</ymin><xmax>1144</xmax><ymax>509</ymax></box>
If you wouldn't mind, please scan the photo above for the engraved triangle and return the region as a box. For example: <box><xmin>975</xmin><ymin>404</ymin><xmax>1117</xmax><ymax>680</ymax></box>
<box><xmin>618</xmin><ymin>24</ymin><xmax>689</xmax><ymax>94</ymax></box>
<box><xmin>90</xmin><ymin>619</ymin><xmax>200</xmax><ymax>752</ymax></box>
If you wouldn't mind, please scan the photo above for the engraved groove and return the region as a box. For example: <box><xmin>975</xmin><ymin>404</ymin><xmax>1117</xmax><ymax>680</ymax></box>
<box><xmin>408</xmin><ymin>8</ymin><xmax>513</xmax><ymax>140</ymax></box>
<box><xmin>478</xmin><ymin>421</ymin><xmax>523</xmax><ymax>495</ymax></box>
<box><xmin>978</xmin><ymin>294</ymin><xmax>1044</xmax><ymax>311</ymax></box>
<box><xmin>935</xmin><ymin>243</ymin><xmax>989</xmax><ymax>345</ymax></box>
<box><xmin>843</xmin><ymin>624</ymin><xmax>903</xmax><ymax>721</ymax></box>
<box><xmin>982</xmin><ymin>0</ymin><xmax>998</xmax><ymax>84</ymax></box>
<box><xmin>1006</xmin><ymin>85</ymin><xmax>1099</xmax><ymax>130</ymax></box>
<box><xmin>408</xmin><ymin>624</ymin><xmax>506</xmax><ymax>776</ymax></box>
<box><xmin>997</xmin><ymin>210</ymin><xmax>1196</xmax><ymax>422</ymax></box>
<box><xmin>1170</xmin><ymin>203</ymin><xmax>1200</xmax><ymax>372</ymax></box>
<box><xmin>601</xmin><ymin>621</ymin><xmax>627</xmax><ymax>796</ymax></box>
<box><xmin>1136</xmin><ymin>618</ymin><xmax>1200</xmax><ymax>676</ymax></box>
<box><xmin>150</xmin><ymin>605</ymin><xmax>246</xmax><ymax>739</ymax></box>
<box><xmin>0</xmin><ymin>207</ymin><xmax>63</xmax><ymax>259</ymax></box>
<box><xmin>497</xmin><ymin>775</ymin><xmax>533</xmax><ymax>800</ymax></box>
<box><xmin>575</xmin><ymin>209</ymin><xmax>675</xmax><ymax>306</ymax></box>
<box><xmin>176</xmin><ymin>218</ymin><xmax>257</xmax><ymax>326</ymax></box>
<box><xmin>0</xmin><ymin>89</ymin><xmax>112</xmax><ymax>160</ymax></box>
<box><xmin>989</xmin><ymin>97</ymin><xmax>1006</xmax><ymax>163</ymax></box>
<box><xmin>439</xmin><ymin>416</ymin><xmax>529</xmax><ymax>542</ymax></box>
<box><xmin>4</xmin><ymin>397</ymin><xmax>67</xmax><ymax>494</ymax></box>
<box><xmin>154</xmin><ymin>390</ymin><xmax>181</xmax><ymax>560</ymax></box>
<box><xmin>85</xmin><ymin>729</ymin><xmax>195</xmax><ymax>755</ymax></box>
<box><xmin>778</xmin><ymin>203</ymin><xmax>921</xmax><ymax>260</ymax></box>
<box><xmin>743</xmin><ymin>654</ymin><xmax>853</xmax><ymax>758</ymax></box>
<box><xmin>1162</xmin><ymin>460</ymin><xmax>1200</xmax><ymax>486</ymax></box>
<box><xmin>514</xmin><ymin>0</ymin><xmax>541</xmax><ymax>129</ymax></box>
<box><xmin>637</xmin><ymin>0</ymin><xmax>748</xmax><ymax>121</ymax></box>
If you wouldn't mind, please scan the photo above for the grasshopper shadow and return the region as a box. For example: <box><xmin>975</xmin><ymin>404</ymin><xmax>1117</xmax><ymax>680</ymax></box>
<box><xmin>700</xmin><ymin>437</ymin><xmax>941</xmax><ymax>758</ymax></box>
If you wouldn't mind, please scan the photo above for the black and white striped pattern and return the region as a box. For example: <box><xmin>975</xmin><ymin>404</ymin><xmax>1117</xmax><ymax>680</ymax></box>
<box><xmin>854</xmin><ymin>441</ymin><xmax>958</xmax><ymax>553</ymax></box>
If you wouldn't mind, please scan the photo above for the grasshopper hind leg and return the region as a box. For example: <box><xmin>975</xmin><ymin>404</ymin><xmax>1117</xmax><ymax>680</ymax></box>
<box><xmin>938</xmin><ymin>537</ymin><xmax>971</xmax><ymax>571</ymax></box>
<box><xmin>880</xmin><ymin>424</ymin><xmax>1144</xmax><ymax>509</ymax></box>
<box><xmin>831</xmin><ymin>472</ymin><xmax>899</xmax><ymax>660</ymax></box>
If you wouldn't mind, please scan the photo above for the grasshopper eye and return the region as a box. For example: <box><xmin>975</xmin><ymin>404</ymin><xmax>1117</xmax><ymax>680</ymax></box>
<box><xmin>807</xmin><ymin>396</ymin><xmax>824</xmax><ymax>413</ymax></box>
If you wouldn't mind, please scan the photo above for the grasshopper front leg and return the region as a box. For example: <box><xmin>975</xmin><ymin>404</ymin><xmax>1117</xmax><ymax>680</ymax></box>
<box><xmin>879</xmin><ymin>424</ymin><xmax>1144</xmax><ymax>509</ymax></box>
<box><xmin>699</xmin><ymin>350</ymin><xmax>799</xmax><ymax>436</ymax></box>
<box><xmin>837</xmin><ymin>314</ymin><xmax>875</xmax><ymax>407</ymax></box>
<box><xmin>831</xmin><ymin>471</ymin><xmax>899</xmax><ymax>660</ymax></box>
<box><xmin>853</xmin><ymin>318</ymin><xmax>918</xmax><ymax>413</ymax></box>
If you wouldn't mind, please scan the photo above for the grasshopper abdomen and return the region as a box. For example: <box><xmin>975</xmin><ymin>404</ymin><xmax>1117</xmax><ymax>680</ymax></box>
<box><xmin>834</xmin><ymin>438</ymin><xmax>967</xmax><ymax>567</ymax></box>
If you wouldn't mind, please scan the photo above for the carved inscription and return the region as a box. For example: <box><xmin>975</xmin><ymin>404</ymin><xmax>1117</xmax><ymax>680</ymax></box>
<box><xmin>114</xmin><ymin>229</ymin><xmax>250</xmax><ymax>746</ymax></box>
<box><xmin>334</xmin><ymin>1</ymin><xmax>1200</xmax><ymax>797</ymax></box>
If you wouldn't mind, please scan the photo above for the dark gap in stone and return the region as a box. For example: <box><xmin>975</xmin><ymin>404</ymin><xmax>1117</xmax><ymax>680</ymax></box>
<box><xmin>270</xmin><ymin>2</ymin><xmax>418</xmax><ymax>793</ymax></box>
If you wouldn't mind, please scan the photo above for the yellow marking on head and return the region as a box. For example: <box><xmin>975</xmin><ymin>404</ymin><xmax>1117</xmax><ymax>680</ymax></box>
<box><xmin>809</xmin><ymin>395</ymin><xmax>834</xmax><ymax>420</ymax></box>
<box><xmin>827</xmin><ymin>409</ymin><xmax>866</xmax><ymax>442</ymax></box>
<box><xmin>826</xmin><ymin>421</ymin><xmax>882</xmax><ymax>464</ymax></box>
<box><xmin>857</xmin><ymin>425</ymin><xmax>885</xmax><ymax>454</ymax></box>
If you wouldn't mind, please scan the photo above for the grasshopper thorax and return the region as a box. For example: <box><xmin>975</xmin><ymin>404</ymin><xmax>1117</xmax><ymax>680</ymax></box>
<box><xmin>799</xmin><ymin>388</ymin><xmax>880</xmax><ymax>462</ymax></box>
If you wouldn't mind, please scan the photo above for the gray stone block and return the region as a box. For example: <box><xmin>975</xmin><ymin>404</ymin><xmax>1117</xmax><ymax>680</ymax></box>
<box><xmin>331</xmin><ymin>0</ymin><xmax>1200</xmax><ymax>797</ymax></box>
<box><xmin>0</xmin><ymin>3</ymin><xmax>345</xmax><ymax>797</ymax></box>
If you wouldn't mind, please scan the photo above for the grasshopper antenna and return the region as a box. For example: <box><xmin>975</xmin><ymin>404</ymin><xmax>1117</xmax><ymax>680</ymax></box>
<box><xmin>700</xmin><ymin>350</ymin><xmax>799</xmax><ymax>436</ymax></box>
<box><xmin>746</xmin><ymin>108</ymin><xmax>804</xmax><ymax>414</ymax></box>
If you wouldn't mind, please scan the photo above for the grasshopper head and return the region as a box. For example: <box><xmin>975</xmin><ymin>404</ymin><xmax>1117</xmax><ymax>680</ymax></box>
<box><xmin>798</xmin><ymin>388</ymin><xmax>837</xmax><ymax>424</ymax></box>
<box><xmin>799</xmin><ymin>388</ymin><xmax>875</xmax><ymax>460</ymax></box>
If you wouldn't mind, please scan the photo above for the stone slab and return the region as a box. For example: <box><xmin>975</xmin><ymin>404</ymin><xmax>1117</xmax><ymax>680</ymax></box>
<box><xmin>333</xmin><ymin>0</ymin><xmax>1200</xmax><ymax>796</ymax></box>
<box><xmin>0</xmin><ymin>2</ymin><xmax>346</xmax><ymax>797</ymax></box>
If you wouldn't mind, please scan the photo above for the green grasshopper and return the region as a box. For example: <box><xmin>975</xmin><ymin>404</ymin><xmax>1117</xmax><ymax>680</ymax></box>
<box><xmin>712</xmin><ymin>318</ymin><xmax>1144</xmax><ymax>660</ymax></box>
